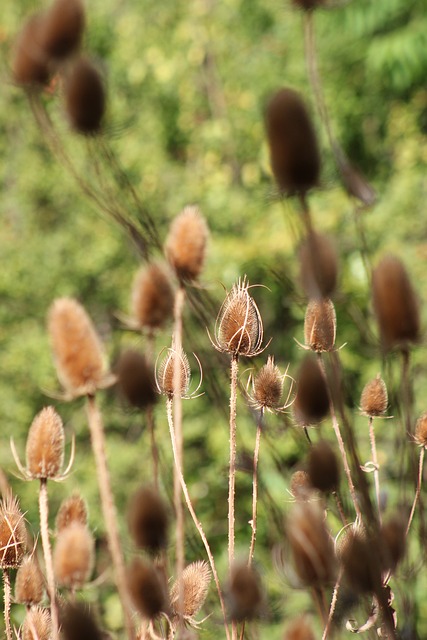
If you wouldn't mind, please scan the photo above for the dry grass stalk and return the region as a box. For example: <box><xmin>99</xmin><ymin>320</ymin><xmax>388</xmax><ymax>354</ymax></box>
<box><xmin>304</xmin><ymin>298</ymin><xmax>336</xmax><ymax>353</ymax></box>
<box><xmin>22</xmin><ymin>607</ymin><xmax>51</xmax><ymax>640</ymax></box>
<box><xmin>65</xmin><ymin>57</ymin><xmax>105</xmax><ymax>135</ymax></box>
<box><xmin>54</xmin><ymin>522</ymin><xmax>94</xmax><ymax>589</ymax></box>
<box><xmin>131</xmin><ymin>262</ymin><xmax>174</xmax><ymax>331</ymax></box>
<box><xmin>26</xmin><ymin>406</ymin><xmax>65</xmax><ymax>479</ymax></box>
<box><xmin>170</xmin><ymin>560</ymin><xmax>211</xmax><ymax>620</ymax></box>
<box><xmin>165</xmin><ymin>205</ymin><xmax>209</xmax><ymax>283</ymax></box>
<box><xmin>15</xmin><ymin>555</ymin><xmax>44</xmax><ymax>606</ymax></box>
<box><xmin>127</xmin><ymin>558</ymin><xmax>169</xmax><ymax>620</ymax></box>
<box><xmin>12</xmin><ymin>14</ymin><xmax>50</xmax><ymax>87</ymax></box>
<box><xmin>40</xmin><ymin>0</ymin><xmax>85</xmax><ymax>60</ymax></box>
<box><xmin>360</xmin><ymin>375</ymin><xmax>388</xmax><ymax>417</ymax></box>
<box><xmin>56</xmin><ymin>493</ymin><xmax>88</xmax><ymax>532</ymax></box>
<box><xmin>127</xmin><ymin>485</ymin><xmax>169</xmax><ymax>554</ymax></box>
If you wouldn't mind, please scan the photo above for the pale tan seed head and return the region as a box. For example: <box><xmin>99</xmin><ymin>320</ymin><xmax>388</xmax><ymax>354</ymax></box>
<box><xmin>15</xmin><ymin>556</ymin><xmax>44</xmax><ymax>605</ymax></box>
<box><xmin>165</xmin><ymin>205</ymin><xmax>208</xmax><ymax>282</ymax></box>
<box><xmin>415</xmin><ymin>412</ymin><xmax>427</xmax><ymax>447</ymax></box>
<box><xmin>131</xmin><ymin>263</ymin><xmax>174</xmax><ymax>331</ymax></box>
<box><xmin>156</xmin><ymin>347</ymin><xmax>191</xmax><ymax>398</ymax></box>
<box><xmin>170</xmin><ymin>560</ymin><xmax>211</xmax><ymax>618</ymax></box>
<box><xmin>22</xmin><ymin>607</ymin><xmax>51</xmax><ymax>640</ymax></box>
<box><xmin>290</xmin><ymin>470</ymin><xmax>313</xmax><ymax>501</ymax></box>
<box><xmin>26</xmin><ymin>406</ymin><xmax>65</xmax><ymax>479</ymax></box>
<box><xmin>53</xmin><ymin>523</ymin><xmax>94</xmax><ymax>589</ymax></box>
<box><xmin>300</xmin><ymin>232</ymin><xmax>338</xmax><ymax>299</ymax></box>
<box><xmin>283</xmin><ymin>615</ymin><xmax>316</xmax><ymax>640</ymax></box>
<box><xmin>252</xmin><ymin>356</ymin><xmax>284</xmax><ymax>411</ymax></box>
<box><xmin>0</xmin><ymin>493</ymin><xmax>26</xmax><ymax>569</ymax></box>
<box><xmin>127</xmin><ymin>557</ymin><xmax>169</xmax><ymax>619</ymax></box>
<box><xmin>56</xmin><ymin>493</ymin><xmax>88</xmax><ymax>532</ymax></box>
<box><xmin>360</xmin><ymin>374</ymin><xmax>388</xmax><ymax>417</ymax></box>
<box><xmin>304</xmin><ymin>298</ymin><xmax>336</xmax><ymax>352</ymax></box>
<box><xmin>116</xmin><ymin>349</ymin><xmax>158</xmax><ymax>410</ymax></box>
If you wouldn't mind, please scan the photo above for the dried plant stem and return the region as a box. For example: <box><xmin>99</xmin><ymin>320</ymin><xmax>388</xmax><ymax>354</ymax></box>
<box><xmin>406</xmin><ymin>447</ymin><xmax>425</xmax><ymax>537</ymax></box>
<box><xmin>2</xmin><ymin>569</ymin><xmax>12</xmax><ymax>640</ymax></box>
<box><xmin>322</xmin><ymin>568</ymin><xmax>343</xmax><ymax>640</ymax></box>
<box><xmin>145</xmin><ymin>331</ymin><xmax>159</xmax><ymax>491</ymax></box>
<box><xmin>86</xmin><ymin>395</ymin><xmax>134</xmax><ymax>640</ymax></box>
<box><xmin>248</xmin><ymin>410</ymin><xmax>263</xmax><ymax>566</ymax></box>
<box><xmin>229</xmin><ymin>355</ymin><xmax>239</xmax><ymax>573</ymax></box>
<box><xmin>39</xmin><ymin>479</ymin><xmax>59</xmax><ymax>640</ymax></box>
<box><xmin>369</xmin><ymin>417</ymin><xmax>381</xmax><ymax>522</ymax></box>
<box><xmin>166</xmin><ymin>398</ymin><xmax>231</xmax><ymax>640</ymax></box>
<box><xmin>311</xmin><ymin>586</ymin><xmax>328</xmax><ymax>626</ymax></box>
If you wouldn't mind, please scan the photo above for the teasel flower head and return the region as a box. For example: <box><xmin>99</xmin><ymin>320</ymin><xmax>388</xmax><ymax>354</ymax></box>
<box><xmin>40</xmin><ymin>0</ymin><xmax>85</xmax><ymax>61</ymax></box>
<box><xmin>155</xmin><ymin>345</ymin><xmax>202</xmax><ymax>399</ymax></box>
<box><xmin>380</xmin><ymin>515</ymin><xmax>406</xmax><ymax>575</ymax></box>
<box><xmin>130</xmin><ymin>262</ymin><xmax>174</xmax><ymax>331</ymax></box>
<box><xmin>360</xmin><ymin>374</ymin><xmax>388</xmax><ymax>417</ymax></box>
<box><xmin>289</xmin><ymin>470</ymin><xmax>313</xmax><ymax>502</ymax></box>
<box><xmin>293</xmin><ymin>354</ymin><xmax>329</xmax><ymax>427</ymax></box>
<box><xmin>246</xmin><ymin>356</ymin><xmax>294</xmax><ymax>414</ymax></box>
<box><xmin>372</xmin><ymin>255</ymin><xmax>420</xmax><ymax>352</ymax></box>
<box><xmin>22</xmin><ymin>607</ymin><xmax>51</xmax><ymax>640</ymax></box>
<box><xmin>415</xmin><ymin>412</ymin><xmax>427</xmax><ymax>448</ymax></box>
<box><xmin>60</xmin><ymin>603</ymin><xmax>103</xmax><ymax>640</ymax></box>
<box><xmin>25</xmin><ymin>406</ymin><xmax>65</xmax><ymax>479</ymax></box>
<box><xmin>292</xmin><ymin>0</ymin><xmax>325</xmax><ymax>10</ymax></box>
<box><xmin>227</xmin><ymin>563</ymin><xmax>263</xmax><ymax>622</ymax></box>
<box><xmin>307</xmin><ymin>440</ymin><xmax>340</xmax><ymax>494</ymax></box>
<box><xmin>15</xmin><ymin>555</ymin><xmax>45</xmax><ymax>606</ymax></box>
<box><xmin>12</xmin><ymin>13</ymin><xmax>50</xmax><ymax>87</ymax></box>
<box><xmin>53</xmin><ymin>522</ymin><xmax>94</xmax><ymax>589</ymax></box>
<box><xmin>0</xmin><ymin>493</ymin><xmax>27</xmax><ymax>569</ymax></box>
<box><xmin>211</xmin><ymin>277</ymin><xmax>267</xmax><ymax>357</ymax></box>
<box><xmin>116</xmin><ymin>349</ymin><xmax>158</xmax><ymax>410</ymax></box>
<box><xmin>304</xmin><ymin>298</ymin><xmax>336</xmax><ymax>353</ymax></box>
<box><xmin>48</xmin><ymin>297</ymin><xmax>115</xmax><ymax>398</ymax></box>
<box><xmin>165</xmin><ymin>205</ymin><xmax>209</xmax><ymax>283</ymax></box>
<box><xmin>65</xmin><ymin>57</ymin><xmax>106</xmax><ymax>135</ymax></box>
<box><xmin>127</xmin><ymin>557</ymin><xmax>169</xmax><ymax>620</ymax></box>
<box><xmin>170</xmin><ymin>561</ymin><xmax>211</xmax><ymax>625</ymax></box>
<box><xmin>300</xmin><ymin>231</ymin><xmax>338</xmax><ymax>299</ymax></box>
<box><xmin>338</xmin><ymin>525</ymin><xmax>380</xmax><ymax>594</ymax></box>
<box><xmin>283</xmin><ymin>616</ymin><xmax>316</xmax><ymax>640</ymax></box>
<box><xmin>128</xmin><ymin>485</ymin><xmax>169</xmax><ymax>554</ymax></box>
<box><xmin>56</xmin><ymin>493</ymin><xmax>88</xmax><ymax>532</ymax></box>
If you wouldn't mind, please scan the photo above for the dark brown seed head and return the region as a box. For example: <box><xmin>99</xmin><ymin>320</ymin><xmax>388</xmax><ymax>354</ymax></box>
<box><xmin>15</xmin><ymin>556</ymin><xmax>44</xmax><ymax>605</ymax></box>
<box><xmin>0</xmin><ymin>493</ymin><xmax>26</xmax><ymax>569</ymax></box>
<box><xmin>128</xmin><ymin>485</ymin><xmax>169</xmax><ymax>554</ymax></box>
<box><xmin>293</xmin><ymin>355</ymin><xmax>329</xmax><ymax>426</ymax></box>
<box><xmin>360</xmin><ymin>374</ymin><xmax>388</xmax><ymax>417</ymax></box>
<box><xmin>127</xmin><ymin>558</ymin><xmax>169</xmax><ymax>619</ymax></box>
<box><xmin>53</xmin><ymin>523</ymin><xmax>94</xmax><ymax>589</ymax></box>
<box><xmin>339</xmin><ymin>526</ymin><xmax>380</xmax><ymax>594</ymax></box>
<box><xmin>156</xmin><ymin>347</ymin><xmax>191</xmax><ymax>398</ymax></box>
<box><xmin>60</xmin><ymin>603</ymin><xmax>103</xmax><ymax>640</ymax></box>
<box><xmin>131</xmin><ymin>262</ymin><xmax>174</xmax><ymax>331</ymax></box>
<box><xmin>304</xmin><ymin>298</ymin><xmax>336</xmax><ymax>352</ymax></box>
<box><xmin>116</xmin><ymin>349</ymin><xmax>158</xmax><ymax>410</ymax></box>
<box><xmin>165</xmin><ymin>206</ymin><xmax>209</xmax><ymax>282</ymax></box>
<box><xmin>228</xmin><ymin>564</ymin><xmax>263</xmax><ymax>622</ymax></box>
<box><xmin>265</xmin><ymin>88</ymin><xmax>320</xmax><ymax>195</ymax></box>
<box><xmin>170</xmin><ymin>560</ymin><xmax>211</xmax><ymax>618</ymax></box>
<box><xmin>372</xmin><ymin>256</ymin><xmax>420</xmax><ymax>352</ymax></box>
<box><xmin>283</xmin><ymin>616</ymin><xmax>316</xmax><ymax>640</ymax></box>
<box><xmin>290</xmin><ymin>470</ymin><xmax>313</xmax><ymax>501</ymax></box>
<box><xmin>292</xmin><ymin>0</ymin><xmax>325</xmax><ymax>10</ymax></box>
<box><xmin>25</xmin><ymin>406</ymin><xmax>65</xmax><ymax>479</ymax></box>
<box><xmin>252</xmin><ymin>356</ymin><xmax>283</xmax><ymax>410</ymax></box>
<box><xmin>65</xmin><ymin>57</ymin><xmax>105</xmax><ymax>135</ymax></box>
<box><xmin>380</xmin><ymin>515</ymin><xmax>406</xmax><ymax>575</ymax></box>
<box><xmin>56</xmin><ymin>493</ymin><xmax>88</xmax><ymax>532</ymax></box>
<box><xmin>23</xmin><ymin>607</ymin><xmax>51</xmax><ymax>640</ymax></box>
<box><xmin>300</xmin><ymin>231</ymin><xmax>338</xmax><ymax>299</ymax></box>
<box><xmin>415</xmin><ymin>412</ymin><xmax>427</xmax><ymax>447</ymax></box>
<box><xmin>12</xmin><ymin>13</ymin><xmax>50</xmax><ymax>87</ymax></box>
<box><xmin>307</xmin><ymin>440</ymin><xmax>339</xmax><ymax>493</ymax></box>
<box><xmin>40</xmin><ymin>0</ymin><xmax>85</xmax><ymax>60</ymax></box>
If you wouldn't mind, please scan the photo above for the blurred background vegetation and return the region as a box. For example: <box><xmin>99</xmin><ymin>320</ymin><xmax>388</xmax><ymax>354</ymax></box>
<box><xmin>1</xmin><ymin>0</ymin><xmax>427</xmax><ymax>636</ymax></box>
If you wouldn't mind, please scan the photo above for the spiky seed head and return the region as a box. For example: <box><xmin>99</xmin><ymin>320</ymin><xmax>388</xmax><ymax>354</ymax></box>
<box><xmin>304</xmin><ymin>298</ymin><xmax>336</xmax><ymax>352</ymax></box>
<box><xmin>293</xmin><ymin>355</ymin><xmax>329</xmax><ymax>426</ymax></box>
<box><xmin>165</xmin><ymin>206</ymin><xmax>208</xmax><ymax>282</ymax></box>
<box><xmin>40</xmin><ymin>0</ymin><xmax>85</xmax><ymax>60</ymax></box>
<box><xmin>65</xmin><ymin>57</ymin><xmax>105</xmax><ymax>135</ymax></box>
<box><xmin>227</xmin><ymin>564</ymin><xmax>263</xmax><ymax>622</ymax></box>
<box><xmin>53</xmin><ymin>523</ymin><xmax>94</xmax><ymax>589</ymax></box>
<box><xmin>22</xmin><ymin>607</ymin><xmax>51</xmax><ymax>640</ymax></box>
<box><xmin>25</xmin><ymin>406</ymin><xmax>65</xmax><ymax>479</ymax></box>
<box><xmin>116</xmin><ymin>349</ymin><xmax>158</xmax><ymax>409</ymax></box>
<box><xmin>292</xmin><ymin>0</ymin><xmax>324</xmax><ymax>10</ymax></box>
<box><xmin>360</xmin><ymin>374</ymin><xmax>388</xmax><ymax>417</ymax></box>
<box><xmin>415</xmin><ymin>412</ymin><xmax>427</xmax><ymax>447</ymax></box>
<box><xmin>60</xmin><ymin>603</ymin><xmax>103</xmax><ymax>640</ymax></box>
<box><xmin>300</xmin><ymin>232</ymin><xmax>338</xmax><ymax>299</ymax></box>
<box><xmin>290</xmin><ymin>470</ymin><xmax>313</xmax><ymax>501</ymax></box>
<box><xmin>48</xmin><ymin>297</ymin><xmax>107</xmax><ymax>397</ymax></box>
<box><xmin>283</xmin><ymin>616</ymin><xmax>316</xmax><ymax>640</ymax></box>
<box><xmin>380</xmin><ymin>515</ymin><xmax>406</xmax><ymax>575</ymax></box>
<box><xmin>131</xmin><ymin>263</ymin><xmax>174</xmax><ymax>331</ymax></box>
<box><xmin>307</xmin><ymin>440</ymin><xmax>339</xmax><ymax>493</ymax></box>
<box><xmin>15</xmin><ymin>556</ymin><xmax>44</xmax><ymax>605</ymax></box>
<box><xmin>56</xmin><ymin>493</ymin><xmax>88</xmax><ymax>532</ymax></box>
<box><xmin>170</xmin><ymin>560</ymin><xmax>211</xmax><ymax>618</ymax></box>
<box><xmin>156</xmin><ymin>347</ymin><xmax>191</xmax><ymax>398</ymax></box>
<box><xmin>128</xmin><ymin>485</ymin><xmax>169</xmax><ymax>554</ymax></box>
<box><xmin>0</xmin><ymin>493</ymin><xmax>26</xmax><ymax>568</ymax></box>
<box><xmin>253</xmin><ymin>356</ymin><xmax>283</xmax><ymax>410</ymax></box>
<box><xmin>127</xmin><ymin>558</ymin><xmax>169</xmax><ymax>619</ymax></box>
<box><xmin>287</xmin><ymin>502</ymin><xmax>336</xmax><ymax>587</ymax></box>
<box><xmin>372</xmin><ymin>256</ymin><xmax>420</xmax><ymax>352</ymax></box>
<box><xmin>12</xmin><ymin>13</ymin><xmax>50</xmax><ymax>87</ymax></box>
<box><xmin>339</xmin><ymin>526</ymin><xmax>380</xmax><ymax>593</ymax></box>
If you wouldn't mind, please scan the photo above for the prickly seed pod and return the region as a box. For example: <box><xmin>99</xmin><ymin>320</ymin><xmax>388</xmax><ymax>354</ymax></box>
<box><xmin>415</xmin><ymin>412</ymin><xmax>427</xmax><ymax>447</ymax></box>
<box><xmin>300</xmin><ymin>231</ymin><xmax>338</xmax><ymax>299</ymax></box>
<box><xmin>0</xmin><ymin>493</ymin><xmax>26</xmax><ymax>569</ymax></box>
<box><xmin>53</xmin><ymin>523</ymin><xmax>94</xmax><ymax>589</ymax></box>
<box><xmin>360</xmin><ymin>374</ymin><xmax>388</xmax><ymax>417</ymax></box>
<box><xmin>165</xmin><ymin>206</ymin><xmax>209</xmax><ymax>282</ymax></box>
<box><xmin>65</xmin><ymin>57</ymin><xmax>105</xmax><ymax>135</ymax></box>
<box><xmin>15</xmin><ymin>556</ymin><xmax>44</xmax><ymax>605</ymax></box>
<box><xmin>128</xmin><ymin>485</ymin><xmax>169</xmax><ymax>554</ymax></box>
<box><xmin>307</xmin><ymin>440</ymin><xmax>339</xmax><ymax>493</ymax></box>
<box><xmin>22</xmin><ymin>607</ymin><xmax>51</xmax><ymax>640</ymax></box>
<box><xmin>283</xmin><ymin>616</ymin><xmax>316</xmax><ymax>640</ymax></box>
<box><xmin>40</xmin><ymin>0</ymin><xmax>85</xmax><ymax>60</ymax></box>
<box><xmin>292</xmin><ymin>0</ymin><xmax>325</xmax><ymax>9</ymax></box>
<box><xmin>116</xmin><ymin>349</ymin><xmax>158</xmax><ymax>410</ymax></box>
<box><xmin>265</xmin><ymin>88</ymin><xmax>320</xmax><ymax>195</ymax></box>
<box><xmin>227</xmin><ymin>564</ymin><xmax>263</xmax><ymax>622</ymax></box>
<box><xmin>372</xmin><ymin>256</ymin><xmax>420</xmax><ymax>352</ymax></box>
<box><xmin>25</xmin><ymin>406</ymin><xmax>65</xmax><ymax>479</ymax></box>
<box><xmin>290</xmin><ymin>470</ymin><xmax>313</xmax><ymax>501</ymax></box>
<box><xmin>127</xmin><ymin>558</ymin><xmax>169</xmax><ymax>619</ymax></box>
<box><xmin>304</xmin><ymin>298</ymin><xmax>336</xmax><ymax>352</ymax></box>
<box><xmin>12</xmin><ymin>13</ymin><xmax>50</xmax><ymax>87</ymax></box>
<box><xmin>380</xmin><ymin>515</ymin><xmax>406</xmax><ymax>575</ymax></box>
<box><xmin>252</xmin><ymin>356</ymin><xmax>284</xmax><ymax>411</ymax></box>
<box><xmin>170</xmin><ymin>560</ymin><xmax>211</xmax><ymax>619</ymax></box>
<box><xmin>156</xmin><ymin>347</ymin><xmax>191</xmax><ymax>398</ymax></box>
<box><xmin>60</xmin><ymin>603</ymin><xmax>103</xmax><ymax>640</ymax></box>
<box><xmin>293</xmin><ymin>355</ymin><xmax>329</xmax><ymax>426</ymax></box>
<box><xmin>339</xmin><ymin>526</ymin><xmax>380</xmax><ymax>593</ymax></box>
<box><xmin>131</xmin><ymin>263</ymin><xmax>174</xmax><ymax>331</ymax></box>
<box><xmin>56</xmin><ymin>493</ymin><xmax>88</xmax><ymax>532</ymax></box>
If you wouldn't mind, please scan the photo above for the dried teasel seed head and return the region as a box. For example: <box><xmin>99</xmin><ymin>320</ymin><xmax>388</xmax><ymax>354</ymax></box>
<box><xmin>60</xmin><ymin>603</ymin><xmax>103</xmax><ymax>640</ymax></box>
<box><xmin>127</xmin><ymin>557</ymin><xmax>169</xmax><ymax>619</ymax></box>
<box><xmin>380</xmin><ymin>515</ymin><xmax>406</xmax><ymax>575</ymax></box>
<box><xmin>131</xmin><ymin>263</ymin><xmax>174</xmax><ymax>331</ymax></box>
<box><xmin>339</xmin><ymin>526</ymin><xmax>380</xmax><ymax>593</ymax></box>
<box><xmin>227</xmin><ymin>564</ymin><xmax>263</xmax><ymax>622</ymax></box>
<box><xmin>283</xmin><ymin>615</ymin><xmax>316</xmax><ymax>640</ymax></box>
<box><xmin>304</xmin><ymin>298</ymin><xmax>336</xmax><ymax>352</ymax></box>
<box><xmin>415</xmin><ymin>412</ymin><xmax>427</xmax><ymax>447</ymax></box>
<box><xmin>292</xmin><ymin>0</ymin><xmax>325</xmax><ymax>10</ymax></box>
<box><xmin>360</xmin><ymin>374</ymin><xmax>388</xmax><ymax>417</ymax></box>
<box><xmin>287</xmin><ymin>502</ymin><xmax>336</xmax><ymax>587</ymax></box>
<box><xmin>40</xmin><ymin>0</ymin><xmax>85</xmax><ymax>60</ymax></box>
<box><xmin>56</xmin><ymin>493</ymin><xmax>88</xmax><ymax>532</ymax></box>
<box><xmin>307</xmin><ymin>440</ymin><xmax>339</xmax><ymax>493</ymax></box>
<box><xmin>372</xmin><ymin>256</ymin><xmax>420</xmax><ymax>352</ymax></box>
<box><xmin>252</xmin><ymin>356</ymin><xmax>284</xmax><ymax>411</ymax></box>
<box><xmin>15</xmin><ymin>556</ymin><xmax>44</xmax><ymax>605</ymax></box>
<box><xmin>156</xmin><ymin>347</ymin><xmax>191</xmax><ymax>398</ymax></box>
<box><xmin>0</xmin><ymin>493</ymin><xmax>26</xmax><ymax>568</ymax></box>
<box><xmin>116</xmin><ymin>349</ymin><xmax>158</xmax><ymax>410</ymax></box>
<box><xmin>290</xmin><ymin>470</ymin><xmax>313</xmax><ymax>501</ymax></box>
<box><xmin>23</xmin><ymin>607</ymin><xmax>51</xmax><ymax>640</ymax></box>
<box><xmin>25</xmin><ymin>406</ymin><xmax>65</xmax><ymax>479</ymax></box>
<box><xmin>265</xmin><ymin>88</ymin><xmax>320</xmax><ymax>196</ymax></box>
<box><xmin>170</xmin><ymin>560</ymin><xmax>211</xmax><ymax>618</ymax></box>
<box><xmin>53</xmin><ymin>523</ymin><xmax>94</xmax><ymax>589</ymax></box>
<box><xmin>293</xmin><ymin>355</ymin><xmax>329</xmax><ymax>426</ymax></box>
<box><xmin>128</xmin><ymin>485</ymin><xmax>169</xmax><ymax>554</ymax></box>
<box><xmin>12</xmin><ymin>13</ymin><xmax>50</xmax><ymax>87</ymax></box>
<box><xmin>300</xmin><ymin>231</ymin><xmax>338</xmax><ymax>299</ymax></box>
<box><xmin>65</xmin><ymin>57</ymin><xmax>105</xmax><ymax>135</ymax></box>
<box><xmin>165</xmin><ymin>205</ymin><xmax>208</xmax><ymax>283</ymax></box>
<box><xmin>48</xmin><ymin>297</ymin><xmax>109</xmax><ymax>397</ymax></box>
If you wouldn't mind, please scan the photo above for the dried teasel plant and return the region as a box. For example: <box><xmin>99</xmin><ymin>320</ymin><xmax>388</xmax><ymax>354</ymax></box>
<box><xmin>127</xmin><ymin>557</ymin><xmax>169</xmax><ymax>621</ymax></box>
<box><xmin>12</xmin><ymin>13</ymin><xmax>51</xmax><ymax>87</ymax></box>
<box><xmin>60</xmin><ymin>603</ymin><xmax>103</xmax><ymax>640</ymax></box>
<box><xmin>303</xmin><ymin>298</ymin><xmax>336</xmax><ymax>353</ymax></box>
<box><xmin>170</xmin><ymin>560</ymin><xmax>212</xmax><ymax>627</ymax></box>
<box><xmin>283</xmin><ymin>615</ymin><xmax>316</xmax><ymax>640</ymax></box>
<box><xmin>293</xmin><ymin>354</ymin><xmax>329</xmax><ymax>428</ymax></box>
<box><xmin>155</xmin><ymin>345</ymin><xmax>202</xmax><ymax>400</ymax></box>
<box><xmin>116</xmin><ymin>349</ymin><xmax>158</xmax><ymax>410</ymax></box>
<box><xmin>15</xmin><ymin>555</ymin><xmax>45</xmax><ymax>606</ymax></box>
<box><xmin>53</xmin><ymin>522</ymin><xmax>94</xmax><ymax>590</ymax></box>
<box><xmin>64</xmin><ymin>57</ymin><xmax>106</xmax><ymax>135</ymax></box>
<box><xmin>56</xmin><ymin>493</ymin><xmax>88</xmax><ymax>532</ymax></box>
<box><xmin>129</xmin><ymin>262</ymin><xmax>174</xmax><ymax>332</ymax></box>
<box><xmin>165</xmin><ymin>205</ymin><xmax>209</xmax><ymax>283</ymax></box>
<box><xmin>247</xmin><ymin>356</ymin><xmax>294</xmax><ymax>414</ymax></box>
<box><xmin>360</xmin><ymin>375</ymin><xmax>388</xmax><ymax>417</ymax></box>
<box><xmin>289</xmin><ymin>470</ymin><xmax>314</xmax><ymax>502</ymax></box>
<box><xmin>299</xmin><ymin>232</ymin><xmax>338</xmax><ymax>300</ymax></box>
<box><xmin>128</xmin><ymin>485</ymin><xmax>169</xmax><ymax>555</ymax></box>
<box><xmin>22</xmin><ymin>607</ymin><xmax>51</xmax><ymax>640</ymax></box>
<box><xmin>306</xmin><ymin>440</ymin><xmax>340</xmax><ymax>494</ymax></box>
<box><xmin>227</xmin><ymin>563</ymin><xmax>263</xmax><ymax>623</ymax></box>
<box><xmin>406</xmin><ymin>411</ymin><xmax>427</xmax><ymax>536</ymax></box>
<box><xmin>39</xmin><ymin>0</ymin><xmax>85</xmax><ymax>61</ymax></box>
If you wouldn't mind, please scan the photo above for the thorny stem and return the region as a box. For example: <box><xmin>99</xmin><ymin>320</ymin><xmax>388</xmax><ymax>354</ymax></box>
<box><xmin>248</xmin><ymin>411</ymin><xmax>263</xmax><ymax>566</ymax></box>
<box><xmin>2</xmin><ymin>569</ymin><xmax>12</xmax><ymax>640</ymax></box>
<box><xmin>229</xmin><ymin>355</ymin><xmax>239</xmax><ymax>640</ymax></box>
<box><xmin>39</xmin><ymin>479</ymin><xmax>59</xmax><ymax>640</ymax></box>
<box><xmin>86</xmin><ymin>395</ymin><xmax>134</xmax><ymax>640</ymax></box>
<box><xmin>322</xmin><ymin>568</ymin><xmax>343</xmax><ymax>640</ymax></box>
<box><xmin>406</xmin><ymin>447</ymin><xmax>425</xmax><ymax>537</ymax></box>
<box><xmin>145</xmin><ymin>332</ymin><xmax>159</xmax><ymax>491</ymax></box>
<box><xmin>166</xmin><ymin>398</ymin><xmax>231</xmax><ymax>640</ymax></box>
<box><xmin>369</xmin><ymin>417</ymin><xmax>381</xmax><ymax>523</ymax></box>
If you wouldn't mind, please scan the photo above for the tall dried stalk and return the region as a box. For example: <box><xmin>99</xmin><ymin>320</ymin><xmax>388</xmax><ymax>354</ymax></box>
<box><xmin>248</xmin><ymin>409</ymin><xmax>263</xmax><ymax>566</ymax></box>
<box><xmin>38</xmin><ymin>478</ymin><xmax>59</xmax><ymax>640</ymax></box>
<box><xmin>368</xmin><ymin>416</ymin><xmax>381</xmax><ymax>522</ymax></box>
<box><xmin>2</xmin><ymin>569</ymin><xmax>12</xmax><ymax>640</ymax></box>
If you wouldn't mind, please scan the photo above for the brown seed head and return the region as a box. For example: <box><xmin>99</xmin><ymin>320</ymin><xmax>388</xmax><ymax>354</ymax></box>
<box><xmin>53</xmin><ymin>523</ymin><xmax>94</xmax><ymax>589</ymax></box>
<box><xmin>15</xmin><ymin>556</ymin><xmax>44</xmax><ymax>605</ymax></box>
<box><xmin>56</xmin><ymin>493</ymin><xmax>88</xmax><ymax>532</ymax></box>
<box><xmin>48</xmin><ymin>297</ymin><xmax>107</xmax><ymax>396</ymax></box>
<box><xmin>283</xmin><ymin>616</ymin><xmax>316</xmax><ymax>640</ymax></box>
<box><xmin>415</xmin><ymin>412</ymin><xmax>427</xmax><ymax>447</ymax></box>
<box><xmin>165</xmin><ymin>206</ymin><xmax>208</xmax><ymax>282</ymax></box>
<box><xmin>131</xmin><ymin>262</ymin><xmax>174</xmax><ymax>331</ymax></box>
<box><xmin>339</xmin><ymin>526</ymin><xmax>380</xmax><ymax>593</ymax></box>
<box><xmin>307</xmin><ymin>440</ymin><xmax>339</xmax><ymax>493</ymax></box>
<box><xmin>290</xmin><ymin>470</ymin><xmax>313</xmax><ymax>501</ymax></box>
<box><xmin>116</xmin><ymin>349</ymin><xmax>158</xmax><ymax>410</ymax></box>
<box><xmin>360</xmin><ymin>374</ymin><xmax>388</xmax><ymax>417</ymax></box>
<box><xmin>127</xmin><ymin>557</ymin><xmax>169</xmax><ymax>619</ymax></box>
<box><xmin>156</xmin><ymin>347</ymin><xmax>191</xmax><ymax>398</ymax></box>
<box><xmin>40</xmin><ymin>0</ymin><xmax>85</xmax><ymax>60</ymax></box>
<box><xmin>170</xmin><ymin>560</ymin><xmax>211</xmax><ymax>618</ymax></box>
<box><xmin>128</xmin><ymin>485</ymin><xmax>169</xmax><ymax>554</ymax></box>
<box><xmin>12</xmin><ymin>13</ymin><xmax>50</xmax><ymax>87</ymax></box>
<box><xmin>292</xmin><ymin>0</ymin><xmax>325</xmax><ymax>10</ymax></box>
<box><xmin>265</xmin><ymin>88</ymin><xmax>320</xmax><ymax>195</ymax></box>
<box><xmin>300</xmin><ymin>232</ymin><xmax>338</xmax><ymax>299</ymax></box>
<box><xmin>252</xmin><ymin>356</ymin><xmax>284</xmax><ymax>411</ymax></box>
<box><xmin>293</xmin><ymin>355</ymin><xmax>329</xmax><ymax>426</ymax></box>
<box><xmin>380</xmin><ymin>515</ymin><xmax>406</xmax><ymax>575</ymax></box>
<box><xmin>25</xmin><ymin>406</ymin><xmax>65</xmax><ymax>479</ymax></box>
<box><xmin>372</xmin><ymin>256</ymin><xmax>420</xmax><ymax>352</ymax></box>
<box><xmin>60</xmin><ymin>603</ymin><xmax>103</xmax><ymax>640</ymax></box>
<box><xmin>304</xmin><ymin>298</ymin><xmax>336</xmax><ymax>352</ymax></box>
<box><xmin>0</xmin><ymin>493</ymin><xmax>26</xmax><ymax>569</ymax></box>
<box><xmin>23</xmin><ymin>607</ymin><xmax>51</xmax><ymax>640</ymax></box>
<box><xmin>65</xmin><ymin>57</ymin><xmax>105</xmax><ymax>135</ymax></box>
<box><xmin>228</xmin><ymin>564</ymin><xmax>263</xmax><ymax>622</ymax></box>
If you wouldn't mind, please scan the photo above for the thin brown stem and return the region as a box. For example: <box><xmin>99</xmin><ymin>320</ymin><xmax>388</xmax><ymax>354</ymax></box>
<box><xmin>406</xmin><ymin>447</ymin><xmax>425</xmax><ymax>537</ymax></box>
<box><xmin>248</xmin><ymin>412</ymin><xmax>263</xmax><ymax>567</ymax></box>
<box><xmin>229</xmin><ymin>356</ymin><xmax>239</xmax><ymax>569</ymax></box>
<box><xmin>369</xmin><ymin>417</ymin><xmax>381</xmax><ymax>523</ymax></box>
<box><xmin>311</xmin><ymin>586</ymin><xmax>328</xmax><ymax>626</ymax></box>
<box><xmin>2</xmin><ymin>569</ymin><xmax>12</xmax><ymax>640</ymax></box>
<box><xmin>145</xmin><ymin>332</ymin><xmax>159</xmax><ymax>491</ymax></box>
<box><xmin>322</xmin><ymin>568</ymin><xmax>343</xmax><ymax>640</ymax></box>
<box><xmin>39</xmin><ymin>479</ymin><xmax>59</xmax><ymax>640</ymax></box>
